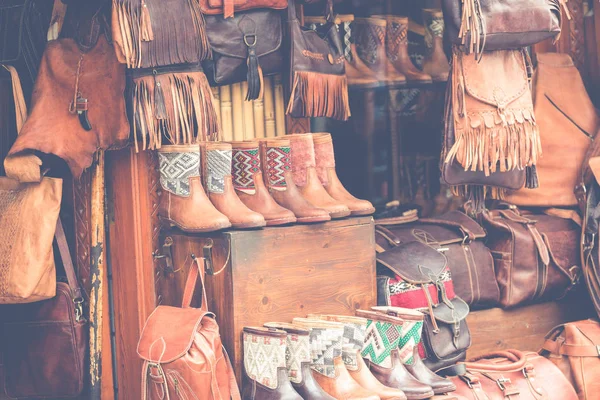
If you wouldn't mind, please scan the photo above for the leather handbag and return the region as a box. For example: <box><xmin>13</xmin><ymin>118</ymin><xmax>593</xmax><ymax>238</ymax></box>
<box><xmin>2</xmin><ymin>220</ymin><xmax>87</xmax><ymax>398</ymax></box>
<box><xmin>505</xmin><ymin>53</ymin><xmax>600</xmax><ymax>207</ymax></box>
<box><xmin>441</xmin><ymin>0</ymin><xmax>566</xmax><ymax>57</ymax></box>
<box><xmin>540</xmin><ymin>319</ymin><xmax>600</xmax><ymax>399</ymax></box>
<box><xmin>199</xmin><ymin>0</ymin><xmax>287</xmax><ymax>18</ymax></box>
<box><xmin>137</xmin><ymin>256</ymin><xmax>241</xmax><ymax>400</ymax></box>
<box><xmin>440</xmin><ymin>349</ymin><xmax>578</xmax><ymax>399</ymax></box>
<box><xmin>482</xmin><ymin>205</ymin><xmax>581</xmax><ymax>308</ymax></box>
<box><xmin>376</xmin><ymin>210</ymin><xmax>500</xmax><ymax>308</ymax></box>
<box><xmin>204</xmin><ymin>9</ymin><xmax>284</xmax><ymax>100</ymax></box>
<box><xmin>286</xmin><ymin>0</ymin><xmax>350</xmax><ymax>120</ymax></box>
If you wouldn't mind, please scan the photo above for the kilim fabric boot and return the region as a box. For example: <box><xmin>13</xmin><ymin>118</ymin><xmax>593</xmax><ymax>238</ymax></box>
<box><xmin>372</xmin><ymin>307</ymin><xmax>456</xmax><ymax>395</ymax></box>
<box><xmin>372</xmin><ymin>16</ymin><xmax>431</xmax><ymax>83</ymax></box>
<box><xmin>422</xmin><ymin>9</ymin><xmax>450</xmax><ymax>82</ymax></box>
<box><xmin>242</xmin><ymin>327</ymin><xmax>302</xmax><ymax>400</ymax></box>
<box><xmin>312</xmin><ymin>133</ymin><xmax>375</xmax><ymax>216</ymax></box>
<box><xmin>264</xmin><ymin>322</ymin><xmax>335</xmax><ymax>400</ymax></box>
<box><xmin>292</xmin><ymin>318</ymin><xmax>379</xmax><ymax>400</ymax></box>
<box><xmin>354</xmin><ymin>18</ymin><xmax>406</xmax><ymax>87</ymax></box>
<box><xmin>357</xmin><ymin>310</ymin><xmax>434</xmax><ymax>400</ymax></box>
<box><xmin>284</xmin><ymin>134</ymin><xmax>350</xmax><ymax>219</ymax></box>
<box><xmin>200</xmin><ymin>141</ymin><xmax>266</xmax><ymax>229</ymax></box>
<box><xmin>158</xmin><ymin>145</ymin><xmax>231</xmax><ymax>232</ymax></box>
<box><xmin>230</xmin><ymin>141</ymin><xmax>296</xmax><ymax>226</ymax></box>
<box><xmin>258</xmin><ymin>139</ymin><xmax>331</xmax><ymax>224</ymax></box>
<box><xmin>307</xmin><ymin>314</ymin><xmax>407</xmax><ymax>400</ymax></box>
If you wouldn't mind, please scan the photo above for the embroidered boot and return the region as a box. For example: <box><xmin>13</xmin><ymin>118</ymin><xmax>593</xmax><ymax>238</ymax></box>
<box><xmin>372</xmin><ymin>307</ymin><xmax>456</xmax><ymax>395</ymax></box>
<box><xmin>231</xmin><ymin>141</ymin><xmax>296</xmax><ymax>226</ymax></box>
<box><xmin>200</xmin><ymin>141</ymin><xmax>266</xmax><ymax>229</ymax></box>
<box><xmin>264</xmin><ymin>322</ymin><xmax>335</xmax><ymax>400</ymax></box>
<box><xmin>242</xmin><ymin>327</ymin><xmax>302</xmax><ymax>400</ymax></box>
<box><xmin>292</xmin><ymin>318</ymin><xmax>379</xmax><ymax>400</ymax></box>
<box><xmin>307</xmin><ymin>314</ymin><xmax>407</xmax><ymax>400</ymax></box>
<box><xmin>357</xmin><ymin>310</ymin><xmax>434</xmax><ymax>400</ymax></box>
<box><xmin>258</xmin><ymin>139</ymin><xmax>331</xmax><ymax>223</ymax></box>
<box><xmin>312</xmin><ymin>133</ymin><xmax>375</xmax><ymax>216</ymax></box>
<box><xmin>285</xmin><ymin>134</ymin><xmax>350</xmax><ymax>219</ymax></box>
<box><xmin>158</xmin><ymin>145</ymin><xmax>231</xmax><ymax>232</ymax></box>
<box><xmin>354</xmin><ymin>17</ymin><xmax>406</xmax><ymax>87</ymax></box>
<box><xmin>422</xmin><ymin>9</ymin><xmax>450</xmax><ymax>82</ymax></box>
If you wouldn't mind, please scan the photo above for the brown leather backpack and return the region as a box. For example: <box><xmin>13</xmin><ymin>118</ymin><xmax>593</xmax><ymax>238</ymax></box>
<box><xmin>137</xmin><ymin>256</ymin><xmax>241</xmax><ymax>400</ymax></box>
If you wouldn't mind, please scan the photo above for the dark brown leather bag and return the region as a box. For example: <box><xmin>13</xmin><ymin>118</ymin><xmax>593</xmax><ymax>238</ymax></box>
<box><xmin>286</xmin><ymin>0</ymin><xmax>350</xmax><ymax>120</ymax></box>
<box><xmin>540</xmin><ymin>319</ymin><xmax>600</xmax><ymax>400</ymax></box>
<box><xmin>440</xmin><ymin>349</ymin><xmax>578</xmax><ymax>399</ymax></box>
<box><xmin>204</xmin><ymin>9</ymin><xmax>283</xmax><ymax>100</ymax></box>
<box><xmin>199</xmin><ymin>0</ymin><xmax>287</xmax><ymax>19</ymax></box>
<box><xmin>482</xmin><ymin>205</ymin><xmax>581</xmax><ymax>308</ymax></box>
<box><xmin>2</xmin><ymin>220</ymin><xmax>87</xmax><ymax>399</ymax></box>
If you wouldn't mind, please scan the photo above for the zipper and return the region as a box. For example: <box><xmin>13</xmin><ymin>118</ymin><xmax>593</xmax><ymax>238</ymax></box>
<box><xmin>167</xmin><ymin>371</ymin><xmax>199</xmax><ymax>400</ymax></box>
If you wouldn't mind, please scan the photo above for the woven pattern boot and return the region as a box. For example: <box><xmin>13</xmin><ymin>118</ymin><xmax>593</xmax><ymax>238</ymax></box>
<box><xmin>258</xmin><ymin>139</ymin><xmax>331</xmax><ymax>223</ymax></box>
<box><xmin>231</xmin><ymin>141</ymin><xmax>296</xmax><ymax>226</ymax></box>
<box><xmin>285</xmin><ymin>134</ymin><xmax>350</xmax><ymax>219</ymax></box>
<box><xmin>422</xmin><ymin>9</ymin><xmax>450</xmax><ymax>82</ymax></box>
<box><xmin>200</xmin><ymin>142</ymin><xmax>266</xmax><ymax>229</ymax></box>
<box><xmin>158</xmin><ymin>145</ymin><xmax>231</xmax><ymax>232</ymax></box>
<box><xmin>242</xmin><ymin>327</ymin><xmax>302</xmax><ymax>400</ymax></box>
<box><xmin>357</xmin><ymin>310</ymin><xmax>434</xmax><ymax>400</ymax></box>
<box><xmin>292</xmin><ymin>318</ymin><xmax>379</xmax><ymax>400</ymax></box>
<box><xmin>312</xmin><ymin>133</ymin><xmax>375</xmax><ymax>216</ymax></box>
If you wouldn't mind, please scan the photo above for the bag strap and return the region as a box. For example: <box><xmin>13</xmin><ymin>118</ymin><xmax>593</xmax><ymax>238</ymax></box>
<box><xmin>181</xmin><ymin>256</ymin><xmax>209</xmax><ymax>312</ymax></box>
<box><xmin>55</xmin><ymin>218</ymin><xmax>84</xmax><ymax>303</ymax></box>
<box><xmin>1</xmin><ymin>65</ymin><xmax>27</xmax><ymax>132</ymax></box>
<box><xmin>576</xmin><ymin>129</ymin><xmax>600</xmax><ymax>214</ymax></box>
<box><xmin>462</xmin><ymin>349</ymin><xmax>528</xmax><ymax>372</ymax></box>
<box><xmin>541</xmin><ymin>339</ymin><xmax>600</xmax><ymax>357</ymax></box>
<box><xmin>223</xmin><ymin>346</ymin><xmax>242</xmax><ymax>400</ymax></box>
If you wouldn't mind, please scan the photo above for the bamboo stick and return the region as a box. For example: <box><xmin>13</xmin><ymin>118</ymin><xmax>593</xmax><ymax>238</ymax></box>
<box><xmin>273</xmin><ymin>75</ymin><xmax>286</xmax><ymax>136</ymax></box>
<box><xmin>263</xmin><ymin>76</ymin><xmax>276</xmax><ymax>138</ymax></box>
<box><xmin>253</xmin><ymin>97</ymin><xmax>266</xmax><ymax>139</ymax></box>
<box><xmin>241</xmin><ymin>82</ymin><xmax>255</xmax><ymax>140</ymax></box>
<box><xmin>231</xmin><ymin>83</ymin><xmax>244</xmax><ymax>141</ymax></box>
<box><xmin>211</xmin><ymin>86</ymin><xmax>222</xmax><ymax>138</ymax></box>
<box><xmin>220</xmin><ymin>85</ymin><xmax>233</xmax><ymax>142</ymax></box>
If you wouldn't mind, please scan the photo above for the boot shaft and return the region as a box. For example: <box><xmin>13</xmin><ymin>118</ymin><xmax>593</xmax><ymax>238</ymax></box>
<box><xmin>357</xmin><ymin>309</ymin><xmax>404</xmax><ymax>368</ymax></box>
<box><xmin>422</xmin><ymin>9</ymin><xmax>445</xmax><ymax>51</ymax></box>
<box><xmin>311</xmin><ymin>133</ymin><xmax>336</xmax><ymax>186</ymax></box>
<box><xmin>158</xmin><ymin>144</ymin><xmax>201</xmax><ymax>196</ymax></box>
<box><xmin>292</xmin><ymin>318</ymin><xmax>344</xmax><ymax>378</ymax></box>
<box><xmin>353</xmin><ymin>18</ymin><xmax>387</xmax><ymax>66</ymax></box>
<box><xmin>243</xmin><ymin>327</ymin><xmax>287</xmax><ymax>389</ymax></box>
<box><xmin>263</xmin><ymin>322</ymin><xmax>311</xmax><ymax>384</ymax></box>
<box><xmin>384</xmin><ymin>16</ymin><xmax>409</xmax><ymax>61</ymax></box>
<box><xmin>259</xmin><ymin>139</ymin><xmax>292</xmax><ymax>191</ymax></box>
<box><xmin>286</xmin><ymin>134</ymin><xmax>317</xmax><ymax>187</ymax></box>
<box><xmin>200</xmin><ymin>141</ymin><xmax>233</xmax><ymax>194</ymax></box>
<box><xmin>371</xmin><ymin>306</ymin><xmax>425</xmax><ymax>365</ymax></box>
<box><xmin>231</xmin><ymin>141</ymin><xmax>261</xmax><ymax>194</ymax></box>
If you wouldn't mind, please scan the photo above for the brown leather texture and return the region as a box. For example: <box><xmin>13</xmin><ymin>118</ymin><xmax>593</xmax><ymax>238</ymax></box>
<box><xmin>312</xmin><ymin>356</ymin><xmax>380</xmax><ymax>400</ymax></box>
<box><xmin>505</xmin><ymin>53</ymin><xmax>600</xmax><ymax>206</ymax></box>
<box><xmin>293</xmin><ymin>363</ymin><xmax>336</xmax><ymax>400</ymax></box>
<box><xmin>348</xmin><ymin>352</ymin><xmax>407</xmax><ymax>400</ymax></box>
<box><xmin>422</xmin><ymin>9</ymin><xmax>449</xmax><ymax>82</ymax></box>
<box><xmin>243</xmin><ymin>367</ymin><xmax>302</xmax><ymax>400</ymax></box>
<box><xmin>540</xmin><ymin>319</ymin><xmax>600</xmax><ymax>400</ymax></box>
<box><xmin>199</xmin><ymin>0</ymin><xmax>287</xmax><ymax>17</ymax></box>
<box><xmin>482</xmin><ymin>206</ymin><xmax>581</xmax><ymax>308</ymax></box>
<box><xmin>236</xmin><ymin>173</ymin><xmax>296</xmax><ymax>226</ymax></box>
<box><xmin>448</xmin><ymin>350</ymin><xmax>578</xmax><ymax>399</ymax></box>
<box><xmin>404</xmin><ymin>348</ymin><xmax>455</xmax><ymax>395</ymax></box>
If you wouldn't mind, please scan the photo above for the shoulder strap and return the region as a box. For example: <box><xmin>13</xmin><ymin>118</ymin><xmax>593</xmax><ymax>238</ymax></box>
<box><xmin>1</xmin><ymin>65</ymin><xmax>27</xmax><ymax>132</ymax></box>
<box><xmin>576</xmin><ymin>129</ymin><xmax>600</xmax><ymax>213</ymax></box>
<box><xmin>181</xmin><ymin>256</ymin><xmax>209</xmax><ymax>312</ymax></box>
<box><xmin>55</xmin><ymin>218</ymin><xmax>84</xmax><ymax>302</ymax></box>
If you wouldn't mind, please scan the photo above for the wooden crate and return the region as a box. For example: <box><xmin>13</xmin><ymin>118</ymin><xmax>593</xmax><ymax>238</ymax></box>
<box><xmin>157</xmin><ymin>216</ymin><xmax>377</xmax><ymax>384</ymax></box>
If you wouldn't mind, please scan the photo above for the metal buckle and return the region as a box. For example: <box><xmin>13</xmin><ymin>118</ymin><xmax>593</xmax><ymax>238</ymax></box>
<box><xmin>496</xmin><ymin>377</ymin><xmax>511</xmax><ymax>391</ymax></box>
<box><xmin>73</xmin><ymin>297</ymin><xmax>84</xmax><ymax>322</ymax></box>
<box><xmin>244</xmin><ymin>34</ymin><xmax>257</xmax><ymax>47</ymax></box>
<box><xmin>596</xmin><ymin>345</ymin><xmax>600</xmax><ymax>356</ymax></box>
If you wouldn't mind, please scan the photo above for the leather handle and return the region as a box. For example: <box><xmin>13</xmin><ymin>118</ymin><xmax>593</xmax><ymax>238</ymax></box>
<box><xmin>181</xmin><ymin>256</ymin><xmax>209</xmax><ymax>312</ymax></box>
<box><xmin>223</xmin><ymin>346</ymin><xmax>242</xmax><ymax>400</ymax></box>
<box><xmin>55</xmin><ymin>218</ymin><xmax>84</xmax><ymax>301</ymax></box>
<box><xmin>463</xmin><ymin>349</ymin><xmax>528</xmax><ymax>372</ymax></box>
<box><xmin>2</xmin><ymin>65</ymin><xmax>27</xmax><ymax>132</ymax></box>
<box><xmin>496</xmin><ymin>209</ymin><xmax>551</xmax><ymax>266</ymax></box>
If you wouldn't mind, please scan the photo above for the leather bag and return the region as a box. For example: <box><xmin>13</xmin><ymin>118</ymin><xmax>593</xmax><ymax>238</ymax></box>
<box><xmin>286</xmin><ymin>0</ymin><xmax>350</xmax><ymax>120</ymax></box>
<box><xmin>376</xmin><ymin>210</ymin><xmax>500</xmax><ymax>308</ymax></box>
<box><xmin>540</xmin><ymin>319</ymin><xmax>600</xmax><ymax>399</ymax></box>
<box><xmin>2</xmin><ymin>220</ymin><xmax>87</xmax><ymax>399</ymax></box>
<box><xmin>199</xmin><ymin>0</ymin><xmax>287</xmax><ymax>19</ymax></box>
<box><xmin>442</xmin><ymin>0</ymin><xmax>566</xmax><ymax>57</ymax></box>
<box><xmin>440</xmin><ymin>349</ymin><xmax>578</xmax><ymax>399</ymax></box>
<box><xmin>137</xmin><ymin>256</ymin><xmax>241</xmax><ymax>400</ymax></box>
<box><xmin>204</xmin><ymin>9</ymin><xmax>283</xmax><ymax>100</ymax></box>
<box><xmin>482</xmin><ymin>205</ymin><xmax>581</xmax><ymax>308</ymax></box>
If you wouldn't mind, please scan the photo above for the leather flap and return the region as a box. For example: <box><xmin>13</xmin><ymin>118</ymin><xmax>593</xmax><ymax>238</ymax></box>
<box><xmin>137</xmin><ymin>306</ymin><xmax>211</xmax><ymax>363</ymax></box>
<box><xmin>376</xmin><ymin>241</ymin><xmax>447</xmax><ymax>284</ymax></box>
<box><xmin>206</xmin><ymin>10</ymin><xmax>282</xmax><ymax>59</ymax></box>
<box><xmin>433</xmin><ymin>297</ymin><xmax>470</xmax><ymax>323</ymax></box>
<box><xmin>421</xmin><ymin>210</ymin><xmax>486</xmax><ymax>240</ymax></box>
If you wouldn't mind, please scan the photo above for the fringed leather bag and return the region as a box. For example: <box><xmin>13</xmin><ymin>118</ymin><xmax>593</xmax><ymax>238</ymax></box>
<box><xmin>286</xmin><ymin>0</ymin><xmax>350</xmax><ymax>120</ymax></box>
<box><xmin>111</xmin><ymin>0</ymin><xmax>210</xmax><ymax>68</ymax></box>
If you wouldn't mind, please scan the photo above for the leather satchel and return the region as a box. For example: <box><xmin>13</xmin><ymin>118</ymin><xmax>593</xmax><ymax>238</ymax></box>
<box><xmin>482</xmin><ymin>205</ymin><xmax>581</xmax><ymax>308</ymax></box>
<box><xmin>199</xmin><ymin>0</ymin><xmax>287</xmax><ymax>19</ymax></box>
<box><xmin>286</xmin><ymin>0</ymin><xmax>350</xmax><ymax>120</ymax></box>
<box><xmin>137</xmin><ymin>256</ymin><xmax>241</xmax><ymax>400</ymax></box>
<box><xmin>204</xmin><ymin>9</ymin><xmax>283</xmax><ymax>100</ymax></box>
<box><xmin>540</xmin><ymin>319</ymin><xmax>600</xmax><ymax>399</ymax></box>
<box><xmin>440</xmin><ymin>349</ymin><xmax>578</xmax><ymax>399</ymax></box>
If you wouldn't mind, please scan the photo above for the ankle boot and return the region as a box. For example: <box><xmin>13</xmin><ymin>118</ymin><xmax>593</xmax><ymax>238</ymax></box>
<box><xmin>264</xmin><ymin>322</ymin><xmax>335</xmax><ymax>400</ymax></box>
<box><xmin>307</xmin><ymin>314</ymin><xmax>407</xmax><ymax>400</ymax></box>
<box><xmin>371</xmin><ymin>307</ymin><xmax>456</xmax><ymax>395</ymax></box>
<box><xmin>200</xmin><ymin>141</ymin><xmax>266</xmax><ymax>229</ymax></box>
<box><xmin>374</xmin><ymin>16</ymin><xmax>431</xmax><ymax>83</ymax></box>
<box><xmin>311</xmin><ymin>133</ymin><xmax>375</xmax><ymax>216</ymax></box>
<box><xmin>285</xmin><ymin>134</ymin><xmax>350</xmax><ymax>219</ymax></box>
<box><xmin>158</xmin><ymin>145</ymin><xmax>231</xmax><ymax>232</ymax></box>
<box><xmin>354</xmin><ymin>18</ymin><xmax>406</xmax><ymax>87</ymax></box>
<box><xmin>291</xmin><ymin>318</ymin><xmax>379</xmax><ymax>400</ymax></box>
<box><xmin>258</xmin><ymin>139</ymin><xmax>331</xmax><ymax>224</ymax></box>
<box><xmin>242</xmin><ymin>327</ymin><xmax>302</xmax><ymax>400</ymax></box>
<box><xmin>422</xmin><ymin>9</ymin><xmax>450</xmax><ymax>82</ymax></box>
<box><xmin>230</xmin><ymin>141</ymin><xmax>296</xmax><ymax>226</ymax></box>
<box><xmin>357</xmin><ymin>310</ymin><xmax>434</xmax><ymax>400</ymax></box>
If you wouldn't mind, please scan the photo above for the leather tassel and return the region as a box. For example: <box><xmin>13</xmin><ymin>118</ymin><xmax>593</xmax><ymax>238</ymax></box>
<box><xmin>153</xmin><ymin>74</ymin><xmax>167</xmax><ymax>120</ymax></box>
<box><xmin>245</xmin><ymin>47</ymin><xmax>263</xmax><ymax>101</ymax></box>
<box><xmin>140</xmin><ymin>1</ymin><xmax>154</xmax><ymax>42</ymax></box>
<box><xmin>286</xmin><ymin>71</ymin><xmax>351</xmax><ymax>121</ymax></box>
<box><xmin>525</xmin><ymin>165</ymin><xmax>539</xmax><ymax>189</ymax></box>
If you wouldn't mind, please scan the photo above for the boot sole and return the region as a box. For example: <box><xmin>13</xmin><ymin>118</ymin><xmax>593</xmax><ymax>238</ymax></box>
<box><xmin>160</xmin><ymin>217</ymin><xmax>231</xmax><ymax>233</ymax></box>
<box><xmin>296</xmin><ymin>215</ymin><xmax>332</xmax><ymax>224</ymax></box>
<box><xmin>405</xmin><ymin>390</ymin><xmax>435</xmax><ymax>400</ymax></box>
<box><xmin>330</xmin><ymin>210</ymin><xmax>352</xmax><ymax>219</ymax></box>
<box><xmin>432</xmin><ymin>385</ymin><xmax>457</xmax><ymax>395</ymax></box>
<box><xmin>230</xmin><ymin>221</ymin><xmax>267</xmax><ymax>229</ymax></box>
<box><xmin>350</xmin><ymin>207</ymin><xmax>376</xmax><ymax>216</ymax></box>
<box><xmin>265</xmin><ymin>217</ymin><xmax>297</xmax><ymax>226</ymax></box>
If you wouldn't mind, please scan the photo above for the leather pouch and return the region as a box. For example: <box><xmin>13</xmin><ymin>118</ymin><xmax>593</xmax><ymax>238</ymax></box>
<box><xmin>204</xmin><ymin>9</ymin><xmax>283</xmax><ymax>100</ymax></box>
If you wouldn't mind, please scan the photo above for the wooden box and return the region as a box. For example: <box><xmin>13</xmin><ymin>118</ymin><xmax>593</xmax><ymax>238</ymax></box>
<box><xmin>157</xmin><ymin>216</ymin><xmax>376</xmax><ymax>383</ymax></box>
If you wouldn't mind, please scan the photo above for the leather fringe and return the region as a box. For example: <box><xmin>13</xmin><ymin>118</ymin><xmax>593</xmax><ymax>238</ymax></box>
<box><xmin>459</xmin><ymin>0</ymin><xmax>485</xmax><ymax>57</ymax></box>
<box><xmin>246</xmin><ymin>54</ymin><xmax>264</xmax><ymax>101</ymax></box>
<box><xmin>286</xmin><ymin>71</ymin><xmax>351</xmax><ymax>121</ymax></box>
<box><xmin>452</xmin><ymin>185</ymin><xmax>504</xmax><ymax>215</ymax></box>
<box><xmin>131</xmin><ymin>71</ymin><xmax>219</xmax><ymax>151</ymax></box>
